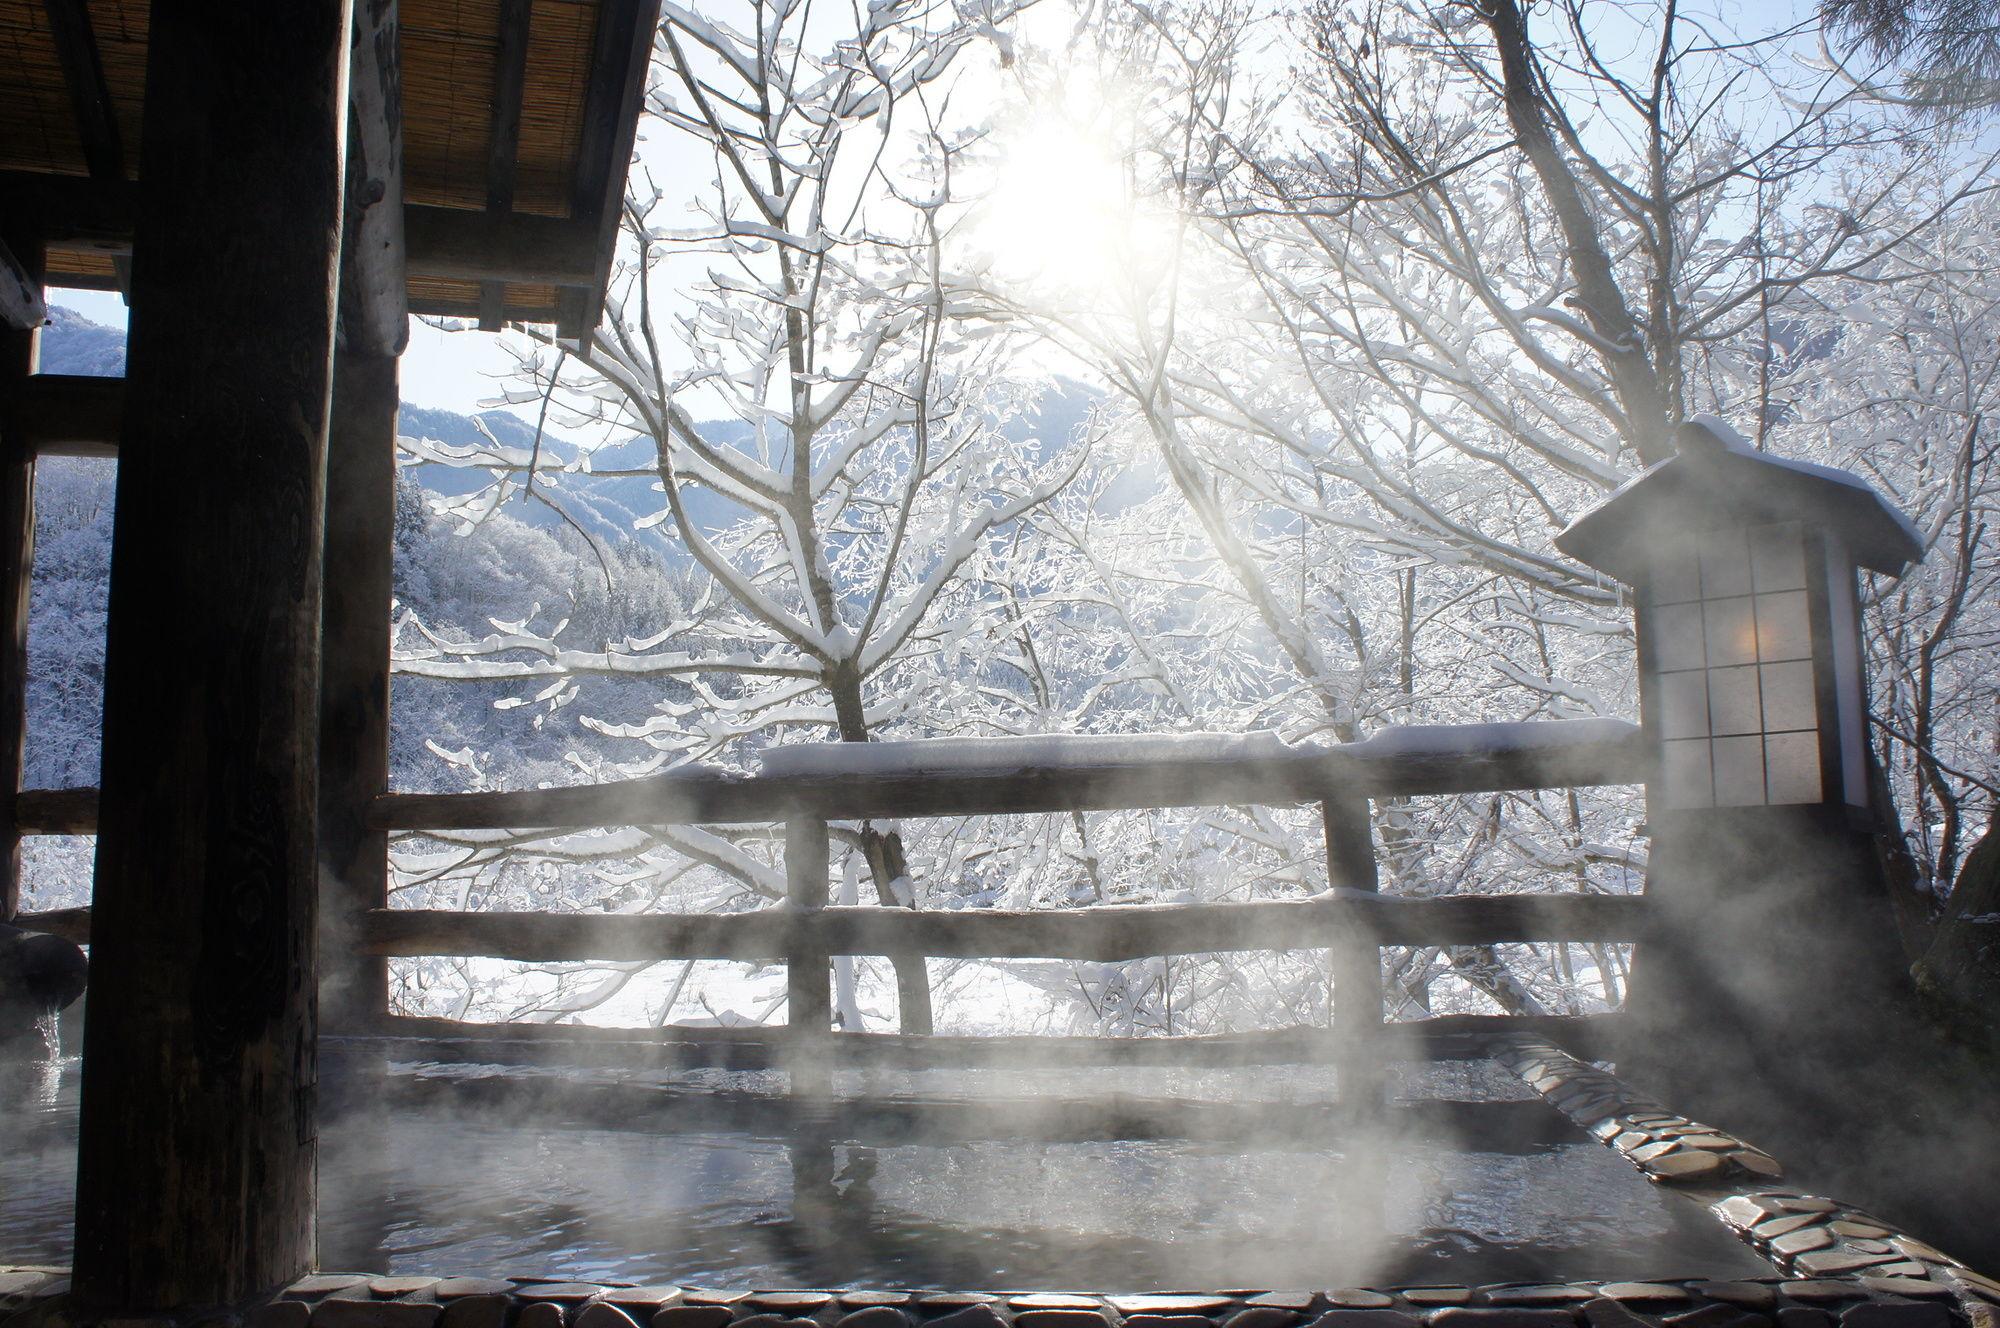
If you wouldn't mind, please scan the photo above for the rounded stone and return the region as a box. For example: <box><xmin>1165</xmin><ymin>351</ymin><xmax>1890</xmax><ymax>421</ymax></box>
<box><xmin>1110</xmin><ymin>1300</ymin><xmax>1237</xmax><ymax>1317</ymax></box>
<box><xmin>1598</xmin><ymin>1287</ymin><xmax>1689</xmax><ymax>1306</ymax></box>
<box><xmin>576</xmin><ymin>1305</ymin><xmax>645</xmax><ymax>1328</ymax></box>
<box><xmin>1483</xmin><ymin>1291</ymin><xmax>1595</xmax><ymax>1307</ymax></box>
<box><xmin>1753</xmin><ymin>1216</ymin><xmax>1821</xmax><ymax>1241</ymax></box>
<box><xmin>837</xmin><ymin>1309</ymin><xmax>911</xmax><ymax>1328</ymax></box>
<box><xmin>922</xmin><ymin>1297</ymin><xmax>1003</xmax><ymax>1310</ymax></box>
<box><xmin>1426</xmin><ymin>1309</ymin><xmax>1579</xmax><ymax>1328</ymax></box>
<box><xmin>1644</xmin><ymin>1151</ymin><xmax>1724</xmax><ymax>1181</ymax></box>
<box><xmin>1013</xmin><ymin>1312</ymin><xmax>1111</xmax><ymax>1328</ymax></box>
<box><xmin>436</xmin><ymin>1282</ymin><xmax>518</xmax><ymax>1302</ymax></box>
<box><xmin>1730</xmin><ymin>1152</ymin><xmax>1784</xmax><ymax>1179</ymax></box>
<box><xmin>745</xmin><ymin>1295</ymin><xmax>835</xmax><ymax>1314</ymax></box>
<box><xmin>1322</xmin><ymin>1293</ymin><xmax>1395</xmax><ymax>1310</ymax></box>
<box><xmin>1690</xmin><ymin>1287</ymin><xmax>1776</xmax><ymax>1311</ymax></box>
<box><xmin>1227</xmin><ymin>1307</ymin><xmax>1305</xmax><ymax>1328</ymax></box>
<box><xmin>655</xmin><ymin>1310</ymin><xmax>736</xmax><ymax>1328</ymax></box>
<box><xmin>842</xmin><ymin>1295</ymin><xmax>914</xmax><ymax>1310</ymax></box>
<box><xmin>604</xmin><ymin>1290</ymin><xmax>686</xmax><ymax>1312</ymax></box>
<box><xmin>1306</xmin><ymin>1311</ymin><xmax>1415</xmax><ymax>1328</ymax></box>
<box><xmin>439</xmin><ymin>1297</ymin><xmax>512</xmax><ymax>1328</ymax></box>
<box><xmin>1010</xmin><ymin>1299</ymin><xmax>1104</xmax><ymax>1312</ymax></box>
<box><xmin>1778</xmin><ymin>1285</ymin><xmax>1863</xmax><ymax>1305</ymax></box>
<box><xmin>290</xmin><ymin>1278</ymin><xmax>376</xmax><ymax>1300</ymax></box>
<box><xmin>1855</xmin><ymin>1282</ymin><xmax>1951</xmax><ymax>1301</ymax></box>
<box><xmin>732</xmin><ymin>1316</ymin><xmax>820</xmax><ymax>1328</ymax></box>
<box><xmin>1658</xmin><ymin>1307</ymin><xmax>1765</xmax><ymax>1328</ymax></box>
<box><xmin>518</xmin><ymin>1286</ymin><xmax>610</xmax><ymax>1304</ymax></box>
<box><xmin>1400</xmin><ymin>1293</ymin><xmax>1470</xmax><ymax>1309</ymax></box>
<box><xmin>924</xmin><ymin>1307</ymin><xmax>1010</xmax><ymax>1328</ymax></box>
<box><xmin>372</xmin><ymin>1280</ymin><xmax>443</xmax><ymax>1300</ymax></box>
<box><xmin>1244</xmin><ymin>1295</ymin><xmax>1318</xmax><ymax>1312</ymax></box>
<box><xmin>1125</xmin><ymin>1316</ymin><xmax>1217</xmax><ymax>1328</ymax></box>
<box><xmin>1775</xmin><ymin>1311</ymin><xmax>1833</xmax><ymax>1328</ymax></box>
<box><xmin>1769</xmin><ymin>1228</ymin><xmax>1835</xmax><ymax>1257</ymax></box>
<box><xmin>251</xmin><ymin>1301</ymin><xmax>315</xmax><ymax>1328</ymax></box>
<box><xmin>518</xmin><ymin>1304</ymin><xmax>568</xmax><ymax>1328</ymax></box>
<box><xmin>1580</xmin><ymin>1299</ymin><xmax>1648</xmax><ymax>1328</ymax></box>
<box><xmin>313</xmin><ymin>1300</ymin><xmax>444</xmax><ymax>1328</ymax></box>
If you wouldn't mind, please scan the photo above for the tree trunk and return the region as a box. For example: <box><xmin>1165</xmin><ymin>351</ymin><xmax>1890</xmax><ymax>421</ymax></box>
<box><xmin>827</xmin><ymin>665</ymin><xmax>935</xmax><ymax>1034</ymax></box>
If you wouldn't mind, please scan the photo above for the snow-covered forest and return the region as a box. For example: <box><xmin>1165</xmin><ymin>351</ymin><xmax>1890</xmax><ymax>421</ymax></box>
<box><xmin>21</xmin><ymin>1</ymin><xmax>2000</xmax><ymax>1039</ymax></box>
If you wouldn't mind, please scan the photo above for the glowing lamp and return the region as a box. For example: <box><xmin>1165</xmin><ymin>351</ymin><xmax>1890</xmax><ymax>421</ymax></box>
<box><xmin>1557</xmin><ymin>418</ymin><xmax>1921</xmax><ymax>813</ymax></box>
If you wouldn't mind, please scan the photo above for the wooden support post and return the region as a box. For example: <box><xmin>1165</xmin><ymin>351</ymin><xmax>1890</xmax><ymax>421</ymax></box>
<box><xmin>785</xmin><ymin>816</ymin><xmax>832</xmax><ymax>1096</ymax></box>
<box><xmin>1323</xmin><ymin>789</ymin><xmax>1383</xmax><ymax>1043</ymax></box>
<box><xmin>70</xmin><ymin>1</ymin><xmax>350</xmax><ymax>1314</ymax></box>
<box><xmin>1322</xmin><ymin>788</ymin><xmax>1387</xmax><ymax>1257</ymax></box>
<box><xmin>0</xmin><ymin>224</ymin><xmax>40</xmax><ymax>925</ymax></box>
<box><xmin>319</xmin><ymin>347</ymin><xmax>397</xmax><ymax>1030</ymax></box>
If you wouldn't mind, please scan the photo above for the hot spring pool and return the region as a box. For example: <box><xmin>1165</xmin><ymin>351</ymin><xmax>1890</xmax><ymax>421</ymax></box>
<box><xmin>1</xmin><ymin>1033</ymin><xmax>1769</xmax><ymax>1290</ymax></box>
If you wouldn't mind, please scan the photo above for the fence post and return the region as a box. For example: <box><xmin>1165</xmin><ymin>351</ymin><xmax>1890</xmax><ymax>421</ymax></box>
<box><xmin>1323</xmin><ymin>788</ymin><xmax>1382</xmax><ymax>1053</ymax></box>
<box><xmin>785</xmin><ymin>815</ymin><xmax>832</xmax><ymax>1093</ymax></box>
<box><xmin>1323</xmin><ymin>787</ymin><xmax>1386</xmax><ymax>1253</ymax></box>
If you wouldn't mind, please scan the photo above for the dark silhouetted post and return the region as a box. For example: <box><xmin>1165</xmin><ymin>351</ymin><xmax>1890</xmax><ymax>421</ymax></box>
<box><xmin>70</xmin><ymin>1</ymin><xmax>349</xmax><ymax>1312</ymax></box>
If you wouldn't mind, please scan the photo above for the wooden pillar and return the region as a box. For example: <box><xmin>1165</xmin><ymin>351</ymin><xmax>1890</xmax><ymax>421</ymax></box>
<box><xmin>785</xmin><ymin>816</ymin><xmax>832</xmax><ymax>1093</ymax></box>
<box><xmin>1323</xmin><ymin>790</ymin><xmax>1382</xmax><ymax>1054</ymax></box>
<box><xmin>0</xmin><ymin>224</ymin><xmax>40</xmax><ymax>924</ymax></box>
<box><xmin>70</xmin><ymin>0</ymin><xmax>351</xmax><ymax>1313</ymax></box>
<box><xmin>318</xmin><ymin>348</ymin><xmax>397</xmax><ymax>1030</ymax></box>
<box><xmin>1323</xmin><ymin>789</ymin><xmax>1387</xmax><ymax>1254</ymax></box>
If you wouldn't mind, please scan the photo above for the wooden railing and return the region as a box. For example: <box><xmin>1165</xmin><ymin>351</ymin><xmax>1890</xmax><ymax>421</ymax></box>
<box><xmin>15</xmin><ymin>718</ymin><xmax>1654</xmax><ymax>1072</ymax></box>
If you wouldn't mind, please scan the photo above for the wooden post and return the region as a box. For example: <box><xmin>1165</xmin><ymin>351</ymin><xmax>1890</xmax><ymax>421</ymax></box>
<box><xmin>1322</xmin><ymin>788</ymin><xmax>1387</xmax><ymax>1256</ymax></box>
<box><xmin>0</xmin><ymin>223</ymin><xmax>39</xmax><ymax>926</ymax></box>
<box><xmin>1323</xmin><ymin>789</ymin><xmax>1382</xmax><ymax>1048</ymax></box>
<box><xmin>319</xmin><ymin>347</ymin><xmax>397</xmax><ymax>1030</ymax></box>
<box><xmin>785</xmin><ymin>816</ymin><xmax>832</xmax><ymax>1094</ymax></box>
<box><xmin>70</xmin><ymin>0</ymin><xmax>350</xmax><ymax>1313</ymax></box>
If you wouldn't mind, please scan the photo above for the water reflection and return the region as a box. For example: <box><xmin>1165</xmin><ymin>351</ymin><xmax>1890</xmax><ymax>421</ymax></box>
<box><xmin>3</xmin><ymin>1046</ymin><xmax>1769</xmax><ymax>1289</ymax></box>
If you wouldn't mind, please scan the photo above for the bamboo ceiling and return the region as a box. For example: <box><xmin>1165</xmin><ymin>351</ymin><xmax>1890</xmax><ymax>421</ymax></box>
<box><xmin>0</xmin><ymin>0</ymin><xmax>646</xmax><ymax>329</ymax></box>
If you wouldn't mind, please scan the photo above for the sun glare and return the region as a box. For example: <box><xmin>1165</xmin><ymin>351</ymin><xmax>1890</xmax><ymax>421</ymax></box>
<box><xmin>968</xmin><ymin>95</ymin><xmax>1180</xmax><ymax>306</ymax></box>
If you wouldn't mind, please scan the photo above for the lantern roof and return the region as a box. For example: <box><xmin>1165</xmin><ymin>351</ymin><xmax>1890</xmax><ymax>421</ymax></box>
<box><xmin>1557</xmin><ymin>417</ymin><xmax>1924</xmax><ymax>586</ymax></box>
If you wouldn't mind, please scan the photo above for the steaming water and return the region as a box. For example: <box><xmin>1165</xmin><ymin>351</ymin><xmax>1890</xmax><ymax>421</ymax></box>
<box><xmin>2</xmin><ymin>1029</ymin><xmax>1768</xmax><ymax>1290</ymax></box>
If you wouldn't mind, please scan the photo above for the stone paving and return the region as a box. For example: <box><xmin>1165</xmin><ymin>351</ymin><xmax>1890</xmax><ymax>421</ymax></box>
<box><xmin>1489</xmin><ymin>1038</ymin><xmax>1999</xmax><ymax>1326</ymax></box>
<box><xmin>4</xmin><ymin>1268</ymin><xmax>1997</xmax><ymax>1328</ymax></box>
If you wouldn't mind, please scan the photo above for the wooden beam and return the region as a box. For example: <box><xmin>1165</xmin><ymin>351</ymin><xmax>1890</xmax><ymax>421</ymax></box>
<box><xmin>402</xmin><ymin>205</ymin><xmax>596</xmax><ymax>285</ymax></box>
<box><xmin>42</xmin><ymin>0</ymin><xmax>124</xmax><ymax>182</ymax></box>
<box><xmin>16</xmin><ymin>786</ymin><xmax>98</xmax><ymax>835</ymax></box>
<box><xmin>0</xmin><ymin>174</ymin><xmax>594</xmax><ymax>290</ymax></box>
<box><xmin>373</xmin><ymin>721</ymin><xmax>1651</xmax><ymax>830</ymax></box>
<box><xmin>341</xmin><ymin>1009</ymin><xmax>1627</xmax><ymax>1069</ymax></box>
<box><xmin>345</xmin><ymin>0</ymin><xmax>408</xmax><ymax>355</ymax></box>
<box><xmin>373</xmin><ymin>1069</ymin><xmax>1581</xmax><ymax>1151</ymax></box>
<box><xmin>360</xmin><ymin>892</ymin><xmax>1652</xmax><ymax>964</ymax></box>
<box><xmin>6</xmin><ymin>374</ymin><xmax>122</xmax><ymax>457</ymax></box>
<box><xmin>69</xmin><ymin>1</ymin><xmax>347</xmax><ymax>1312</ymax></box>
<box><xmin>318</xmin><ymin>346</ymin><xmax>398</xmax><ymax>1029</ymax></box>
<box><xmin>0</xmin><ymin>223</ymin><xmax>38</xmax><ymax>924</ymax></box>
<box><xmin>479</xmin><ymin>0</ymin><xmax>532</xmax><ymax>331</ymax></box>
<box><xmin>0</xmin><ymin>172</ymin><xmax>133</xmax><ymax>252</ymax></box>
<box><xmin>11</xmin><ymin>904</ymin><xmax>89</xmax><ymax>944</ymax></box>
<box><xmin>556</xmin><ymin>0</ymin><xmax>658</xmax><ymax>339</ymax></box>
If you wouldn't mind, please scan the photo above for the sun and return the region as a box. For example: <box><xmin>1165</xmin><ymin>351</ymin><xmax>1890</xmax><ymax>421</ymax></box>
<box><xmin>964</xmin><ymin>88</ymin><xmax>1180</xmax><ymax>308</ymax></box>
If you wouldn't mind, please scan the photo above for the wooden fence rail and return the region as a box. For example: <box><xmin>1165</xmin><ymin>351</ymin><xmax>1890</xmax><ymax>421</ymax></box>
<box><xmin>13</xmin><ymin>720</ymin><xmax>1650</xmax><ymax>1076</ymax></box>
<box><xmin>358</xmin><ymin>892</ymin><xmax>1651</xmax><ymax>963</ymax></box>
